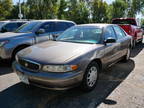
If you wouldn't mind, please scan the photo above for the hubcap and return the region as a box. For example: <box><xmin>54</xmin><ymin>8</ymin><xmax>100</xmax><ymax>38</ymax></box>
<box><xmin>87</xmin><ymin>66</ymin><xmax>98</xmax><ymax>87</ymax></box>
<box><xmin>126</xmin><ymin>48</ymin><xmax>130</xmax><ymax>60</ymax></box>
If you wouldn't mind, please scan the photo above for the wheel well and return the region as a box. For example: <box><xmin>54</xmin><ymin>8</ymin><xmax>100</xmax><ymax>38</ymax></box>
<box><xmin>129</xmin><ymin>43</ymin><xmax>132</xmax><ymax>49</ymax></box>
<box><xmin>12</xmin><ymin>44</ymin><xmax>30</xmax><ymax>57</ymax></box>
<box><xmin>90</xmin><ymin>59</ymin><xmax>102</xmax><ymax>71</ymax></box>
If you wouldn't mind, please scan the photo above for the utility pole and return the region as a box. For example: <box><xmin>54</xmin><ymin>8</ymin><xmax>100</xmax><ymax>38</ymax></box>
<box><xmin>23</xmin><ymin>0</ymin><xmax>25</xmax><ymax>19</ymax></box>
<box><xmin>18</xmin><ymin>0</ymin><xmax>23</xmax><ymax>19</ymax></box>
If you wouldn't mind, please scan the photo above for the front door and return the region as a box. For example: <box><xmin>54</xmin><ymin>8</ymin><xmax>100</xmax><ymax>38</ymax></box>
<box><xmin>35</xmin><ymin>22</ymin><xmax>55</xmax><ymax>43</ymax></box>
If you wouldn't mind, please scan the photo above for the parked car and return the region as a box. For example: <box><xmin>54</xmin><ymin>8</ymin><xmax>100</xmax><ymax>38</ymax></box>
<box><xmin>13</xmin><ymin>24</ymin><xmax>132</xmax><ymax>91</ymax></box>
<box><xmin>141</xmin><ymin>25</ymin><xmax>144</xmax><ymax>34</ymax></box>
<box><xmin>0</xmin><ymin>20</ymin><xmax>76</xmax><ymax>61</ymax></box>
<box><xmin>0</xmin><ymin>20</ymin><xmax>10</xmax><ymax>28</ymax></box>
<box><xmin>112</xmin><ymin>18</ymin><xmax>143</xmax><ymax>47</ymax></box>
<box><xmin>0</xmin><ymin>21</ymin><xmax>27</xmax><ymax>33</ymax></box>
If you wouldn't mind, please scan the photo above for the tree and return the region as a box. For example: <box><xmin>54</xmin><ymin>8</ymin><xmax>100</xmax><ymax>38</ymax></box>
<box><xmin>57</xmin><ymin>0</ymin><xmax>68</xmax><ymax>19</ymax></box>
<box><xmin>110</xmin><ymin>0</ymin><xmax>128</xmax><ymax>19</ymax></box>
<box><xmin>26</xmin><ymin>0</ymin><xmax>59</xmax><ymax>19</ymax></box>
<box><xmin>0</xmin><ymin>0</ymin><xmax>13</xmax><ymax>20</ymax></box>
<box><xmin>1</xmin><ymin>0</ymin><xmax>144</xmax><ymax>24</ymax></box>
<box><xmin>127</xmin><ymin>0</ymin><xmax>144</xmax><ymax>17</ymax></box>
<box><xmin>91</xmin><ymin>0</ymin><xmax>109</xmax><ymax>23</ymax></box>
<box><xmin>66</xmin><ymin>0</ymin><xmax>90</xmax><ymax>24</ymax></box>
<box><xmin>141</xmin><ymin>18</ymin><xmax>144</xmax><ymax>26</ymax></box>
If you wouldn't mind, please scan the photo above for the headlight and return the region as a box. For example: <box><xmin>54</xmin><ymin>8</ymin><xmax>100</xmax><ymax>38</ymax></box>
<box><xmin>42</xmin><ymin>65</ymin><xmax>78</xmax><ymax>72</ymax></box>
<box><xmin>0</xmin><ymin>40</ymin><xmax>9</xmax><ymax>47</ymax></box>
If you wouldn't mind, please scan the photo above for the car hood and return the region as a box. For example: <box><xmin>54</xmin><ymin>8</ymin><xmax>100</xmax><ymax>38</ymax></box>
<box><xmin>0</xmin><ymin>32</ymin><xmax>32</xmax><ymax>40</ymax></box>
<box><xmin>17</xmin><ymin>41</ymin><xmax>102</xmax><ymax>64</ymax></box>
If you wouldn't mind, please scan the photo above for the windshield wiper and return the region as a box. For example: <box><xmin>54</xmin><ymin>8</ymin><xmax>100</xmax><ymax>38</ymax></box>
<box><xmin>56</xmin><ymin>40</ymin><xmax>95</xmax><ymax>44</ymax></box>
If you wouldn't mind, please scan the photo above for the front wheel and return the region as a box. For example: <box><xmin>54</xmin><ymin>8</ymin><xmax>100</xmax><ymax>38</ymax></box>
<box><xmin>11</xmin><ymin>46</ymin><xmax>29</xmax><ymax>62</ymax></box>
<box><xmin>80</xmin><ymin>62</ymin><xmax>99</xmax><ymax>92</ymax></box>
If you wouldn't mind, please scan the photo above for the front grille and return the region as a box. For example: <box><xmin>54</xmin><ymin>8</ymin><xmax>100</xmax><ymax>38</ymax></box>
<box><xmin>18</xmin><ymin>59</ymin><xmax>41</xmax><ymax>72</ymax></box>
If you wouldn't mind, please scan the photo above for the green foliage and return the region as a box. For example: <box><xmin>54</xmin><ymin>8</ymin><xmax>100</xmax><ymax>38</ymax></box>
<box><xmin>25</xmin><ymin>0</ymin><xmax>59</xmax><ymax>19</ymax></box>
<box><xmin>66</xmin><ymin>0</ymin><xmax>90</xmax><ymax>24</ymax></box>
<box><xmin>91</xmin><ymin>0</ymin><xmax>109</xmax><ymax>23</ymax></box>
<box><xmin>141</xmin><ymin>19</ymin><xmax>144</xmax><ymax>25</ymax></box>
<box><xmin>110</xmin><ymin>0</ymin><xmax>128</xmax><ymax>18</ymax></box>
<box><xmin>127</xmin><ymin>0</ymin><xmax>144</xmax><ymax>17</ymax></box>
<box><xmin>0</xmin><ymin>0</ymin><xmax>13</xmax><ymax>20</ymax></box>
<box><xmin>0</xmin><ymin>0</ymin><xmax>144</xmax><ymax>24</ymax></box>
<box><xmin>57</xmin><ymin>0</ymin><xmax>68</xmax><ymax>19</ymax></box>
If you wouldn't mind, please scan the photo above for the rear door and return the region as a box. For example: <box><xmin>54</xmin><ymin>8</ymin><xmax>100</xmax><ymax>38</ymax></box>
<box><xmin>113</xmin><ymin>25</ymin><xmax>129</xmax><ymax>57</ymax></box>
<box><xmin>53</xmin><ymin>22</ymin><xmax>69</xmax><ymax>39</ymax></box>
<box><xmin>103</xmin><ymin>26</ymin><xmax>121</xmax><ymax>65</ymax></box>
<box><xmin>36</xmin><ymin>22</ymin><xmax>55</xmax><ymax>43</ymax></box>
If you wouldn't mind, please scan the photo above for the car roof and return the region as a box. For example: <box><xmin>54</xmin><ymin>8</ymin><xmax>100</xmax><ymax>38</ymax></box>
<box><xmin>0</xmin><ymin>20</ymin><xmax>28</xmax><ymax>23</ymax></box>
<box><xmin>7</xmin><ymin>21</ymin><xmax>28</xmax><ymax>23</ymax></box>
<box><xmin>76</xmin><ymin>23</ymin><xmax>116</xmax><ymax>28</ymax></box>
<box><xmin>29</xmin><ymin>19</ymin><xmax>76</xmax><ymax>24</ymax></box>
<box><xmin>0</xmin><ymin>21</ymin><xmax>28</xmax><ymax>24</ymax></box>
<box><xmin>0</xmin><ymin>20</ymin><xmax>10</xmax><ymax>23</ymax></box>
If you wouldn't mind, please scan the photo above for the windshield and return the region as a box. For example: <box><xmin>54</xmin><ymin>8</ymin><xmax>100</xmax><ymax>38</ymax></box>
<box><xmin>15</xmin><ymin>22</ymin><xmax>41</xmax><ymax>33</ymax></box>
<box><xmin>56</xmin><ymin>26</ymin><xmax>102</xmax><ymax>44</ymax></box>
<box><xmin>0</xmin><ymin>22</ymin><xmax>5</xmax><ymax>27</ymax></box>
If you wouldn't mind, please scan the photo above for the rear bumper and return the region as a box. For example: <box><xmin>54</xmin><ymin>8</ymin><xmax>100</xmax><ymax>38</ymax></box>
<box><xmin>13</xmin><ymin>62</ymin><xmax>84</xmax><ymax>90</ymax></box>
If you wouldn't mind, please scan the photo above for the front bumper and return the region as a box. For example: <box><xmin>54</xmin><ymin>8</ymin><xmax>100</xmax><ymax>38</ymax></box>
<box><xmin>13</xmin><ymin>62</ymin><xmax>84</xmax><ymax>90</ymax></box>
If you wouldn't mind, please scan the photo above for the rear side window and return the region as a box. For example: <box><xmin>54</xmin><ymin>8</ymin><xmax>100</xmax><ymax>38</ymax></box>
<box><xmin>4</xmin><ymin>23</ymin><xmax>18</xmax><ymax>31</ymax></box>
<box><xmin>39</xmin><ymin>21</ymin><xmax>75</xmax><ymax>33</ymax></box>
<box><xmin>104</xmin><ymin>26</ymin><xmax>116</xmax><ymax>40</ymax></box>
<box><xmin>55</xmin><ymin>22</ymin><xmax>68</xmax><ymax>31</ymax></box>
<box><xmin>67</xmin><ymin>22</ymin><xmax>75</xmax><ymax>28</ymax></box>
<box><xmin>113</xmin><ymin>26</ymin><xmax>126</xmax><ymax>39</ymax></box>
<box><xmin>17</xmin><ymin>22</ymin><xmax>25</xmax><ymax>27</ymax></box>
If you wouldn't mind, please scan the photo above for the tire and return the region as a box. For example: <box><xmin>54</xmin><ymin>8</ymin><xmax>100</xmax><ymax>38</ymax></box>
<box><xmin>80</xmin><ymin>62</ymin><xmax>99</xmax><ymax>92</ymax></box>
<box><xmin>122</xmin><ymin>48</ymin><xmax>131</xmax><ymax>62</ymax></box>
<box><xmin>139</xmin><ymin>38</ymin><xmax>143</xmax><ymax>44</ymax></box>
<box><xmin>11</xmin><ymin>46</ymin><xmax>28</xmax><ymax>62</ymax></box>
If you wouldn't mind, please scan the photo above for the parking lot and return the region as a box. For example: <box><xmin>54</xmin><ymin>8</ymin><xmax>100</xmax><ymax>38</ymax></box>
<box><xmin>0</xmin><ymin>42</ymin><xmax>144</xmax><ymax>108</ymax></box>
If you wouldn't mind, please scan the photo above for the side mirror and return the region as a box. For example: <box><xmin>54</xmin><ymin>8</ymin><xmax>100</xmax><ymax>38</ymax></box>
<box><xmin>104</xmin><ymin>37</ymin><xmax>116</xmax><ymax>44</ymax></box>
<box><xmin>35</xmin><ymin>29</ymin><xmax>45</xmax><ymax>34</ymax></box>
<box><xmin>53</xmin><ymin>34</ymin><xmax>59</xmax><ymax>38</ymax></box>
<box><xmin>50</xmin><ymin>34</ymin><xmax>59</xmax><ymax>41</ymax></box>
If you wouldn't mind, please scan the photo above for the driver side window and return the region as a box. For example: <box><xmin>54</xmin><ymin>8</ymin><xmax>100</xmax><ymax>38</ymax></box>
<box><xmin>39</xmin><ymin>22</ymin><xmax>55</xmax><ymax>33</ymax></box>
